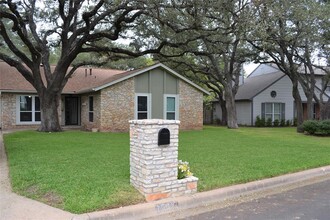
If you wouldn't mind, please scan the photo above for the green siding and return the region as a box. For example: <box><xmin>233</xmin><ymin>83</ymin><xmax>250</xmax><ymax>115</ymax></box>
<box><xmin>134</xmin><ymin>67</ymin><xmax>179</xmax><ymax>119</ymax></box>
<box><xmin>150</xmin><ymin>69</ymin><xmax>164</xmax><ymax>118</ymax></box>
<box><xmin>165</xmin><ymin>73</ymin><xmax>178</xmax><ymax>94</ymax></box>
<box><xmin>135</xmin><ymin>72</ymin><xmax>149</xmax><ymax>93</ymax></box>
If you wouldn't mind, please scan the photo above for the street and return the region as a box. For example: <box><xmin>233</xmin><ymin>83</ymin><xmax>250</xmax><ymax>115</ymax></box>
<box><xmin>181</xmin><ymin>178</ymin><xmax>330</xmax><ymax>220</ymax></box>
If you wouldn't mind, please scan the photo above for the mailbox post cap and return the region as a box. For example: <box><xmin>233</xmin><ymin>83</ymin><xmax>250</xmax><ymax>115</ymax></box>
<box><xmin>129</xmin><ymin>119</ymin><xmax>180</xmax><ymax>125</ymax></box>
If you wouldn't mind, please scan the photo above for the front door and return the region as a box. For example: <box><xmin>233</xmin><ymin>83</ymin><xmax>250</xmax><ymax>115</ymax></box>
<box><xmin>65</xmin><ymin>97</ymin><xmax>80</xmax><ymax>125</ymax></box>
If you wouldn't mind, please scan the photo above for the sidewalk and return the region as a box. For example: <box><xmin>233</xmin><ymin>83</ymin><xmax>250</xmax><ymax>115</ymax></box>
<box><xmin>1</xmin><ymin>130</ymin><xmax>330</xmax><ymax>220</ymax></box>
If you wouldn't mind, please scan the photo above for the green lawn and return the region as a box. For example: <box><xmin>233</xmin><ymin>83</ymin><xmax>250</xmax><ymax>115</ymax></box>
<box><xmin>4</xmin><ymin>126</ymin><xmax>330</xmax><ymax>213</ymax></box>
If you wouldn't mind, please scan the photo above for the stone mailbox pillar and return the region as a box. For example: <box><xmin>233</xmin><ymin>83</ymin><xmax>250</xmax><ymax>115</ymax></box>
<box><xmin>129</xmin><ymin>119</ymin><xmax>198</xmax><ymax>202</ymax></box>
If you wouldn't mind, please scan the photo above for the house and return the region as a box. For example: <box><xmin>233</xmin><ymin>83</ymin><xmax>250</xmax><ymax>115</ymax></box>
<box><xmin>0</xmin><ymin>61</ymin><xmax>209</xmax><ymax>131</ymax></box>
<box><xmin>213</xmin><ymin>64</ymin><xmax>330</xmax><ymax>126</ymax></box>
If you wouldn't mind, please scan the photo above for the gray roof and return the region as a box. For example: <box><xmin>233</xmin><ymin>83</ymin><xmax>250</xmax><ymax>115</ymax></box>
<box><xmin>236</xmin><ymin>71</ymin><xmax>285</xmax><ymax>100</ymax></box>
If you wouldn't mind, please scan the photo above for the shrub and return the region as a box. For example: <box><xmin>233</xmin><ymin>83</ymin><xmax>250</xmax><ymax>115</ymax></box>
<box><xmin>317</xmin><ymin>120</ymin><xmax>330</xmax><ymax>135</ymax></box>
<box><xmin>260</xmin><ymin>118</ymin><xmax>266</xmax><ymax>127</ymax></box>
<box><xmin>302</xmin><ymin>120</ymin><xmax>330</xmax><ymax>136</ymax></box>
<box><xmin>302</xmin><ymin>120</ymin><xmax>319</xmax><ymax>135</ymax></box>
<box><xmin>286</xmin><ymin>120</ymin><xmax>291</xmax><ymax>127</ymax></box>
<box><xmin>255</xmin><ymin>116</ymin><xmax>262</xmax><ymax>127</ymax></box>
<box><xmin>255</xmin><ymin>116</ymin><xmax>266</xmax><ymax>127</ymax></box>
<box><xmin>273</xmin><ymin>119</ymin><xmax>280</xmax><ymax>127</ymax></box>
<box><xmin>266</xmin><ymin>118</ymin><xmax>272</xmax><ymax>127</ymax></box>
<box><xmin>280</xmin><ymin>119</ymin><xmax>286</xmax><ymax>127</ymax></box>
<box><xmin>293</xmin><ymin>118</ymin><xmax>298</xmax><ymax>126</ymax></box>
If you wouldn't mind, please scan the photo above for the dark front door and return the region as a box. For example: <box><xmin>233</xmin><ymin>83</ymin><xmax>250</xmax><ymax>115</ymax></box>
<box><xmin>65</xmin><ymin>97</ymin><xmax>79</xmax><ymax>125</ymax></box>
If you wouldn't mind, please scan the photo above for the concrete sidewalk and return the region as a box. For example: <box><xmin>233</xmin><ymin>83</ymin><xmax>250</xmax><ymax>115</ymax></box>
<box><xmin>1</xmin><ymin>130</ymin><xmax>330</xmax><ymax>220</ymax></box>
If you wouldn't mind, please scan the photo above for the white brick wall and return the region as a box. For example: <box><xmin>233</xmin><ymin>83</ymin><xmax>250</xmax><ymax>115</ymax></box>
<box><xmin>129</xmin><ymin>119</ymin><xmax>198</xmax><ymax>202</ymax></box>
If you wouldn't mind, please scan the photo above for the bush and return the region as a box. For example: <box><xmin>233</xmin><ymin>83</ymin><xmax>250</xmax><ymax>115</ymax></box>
<box><xmin>302</xmin><ymin>120</ymin><xmax>319</xmax><ymax>135</ymax></box>
<box><xmin>280</xmin><ymin>119</ymin><xmax>286</xmax><ymax>127</ymax></box>
<box><xmin>293</xmin><ymin>118</ymin><xmax>298</xmax><ymax>126</ymax></box>
<box><xmin>255</xmin><ymin>116</ymin><xmax>262</xmax><ymax>127</ymax></box>
<box><xmin>286</xmin><ymin>120</ymin><xmax>291</xmax><ymax>127</ymax></box>
<box><xmin>266</xmin><ymin>118</ymin><xmax>272</xmax><ymax>127</ymax></box>
<box><xmin>273</xmin><ymin>119</ymin><xmax>280</xmax><ymax>127</ymax></box>
<box><xmin>302</xmin><ymin>120</ymin><xmax>330</xmax><ymax>136</ymax></box>
<box><xmin>318</xmin><ymin>120</ymin><xmax>330</xmax><ymax>135</ymax></box>
<box><xmin>255</xmin><ymin>116</ymin><xmax>266</xmax><ymax>127</ymax></box>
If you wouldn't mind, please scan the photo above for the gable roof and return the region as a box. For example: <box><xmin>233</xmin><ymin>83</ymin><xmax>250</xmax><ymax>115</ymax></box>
<box><xmin>249</xmin><ymin>63</ymin><xmax>329</xmax><ymax>78</ymax></box>
<box><xmin>247</xmin><ymin>63</ymin><xmax>279</xmax><ymax>78</ymax></box>
<box><xmin>238</xmin><ymin>63</ymin><xmax>330</xmax><ymax>101</ymax></box>
<box><xmin>0</xmin><ymin>61</ymin><xmax>209</xmax><ymax>95</ymax></box>
<box><xmin>92</xmin><ymin>63</ymin><xmax>210</xmax><ymax>94</ymax></box>
<box><xmin>236</xmin><ymin>71</ymin><xmax>285</xmax><ymax>100</ymax></box>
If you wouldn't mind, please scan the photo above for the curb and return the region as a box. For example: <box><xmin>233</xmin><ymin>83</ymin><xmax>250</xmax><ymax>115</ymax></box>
<box><xmin>72</xmin><ymin>165</ymin><xmax>330</xmax><ymax>220</ymax></box>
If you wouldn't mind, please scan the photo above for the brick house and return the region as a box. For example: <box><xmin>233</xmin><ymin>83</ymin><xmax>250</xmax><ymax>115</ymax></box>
<box><xmin>0</xmin><ymin>62</ymin><xmax>209</xmax><ymax>131</ymax></box>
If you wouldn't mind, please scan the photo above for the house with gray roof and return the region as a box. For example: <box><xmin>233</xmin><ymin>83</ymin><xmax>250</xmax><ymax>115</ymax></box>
<box><xmin>0</xmin><ymin>62</ymin><xmax>209</xmax><ymax>131</ymax></box>
<box><xmin>213</xmin><ymin>64</ymin><xmax>330</xmax><ymax>126</ymax></box>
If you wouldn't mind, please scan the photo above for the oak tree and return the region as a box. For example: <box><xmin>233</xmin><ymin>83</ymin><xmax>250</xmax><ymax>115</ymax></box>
<box><xmin>0</xmin><ymin>0</ymin><xmax>166</xmax><ymax>131</ymax></box>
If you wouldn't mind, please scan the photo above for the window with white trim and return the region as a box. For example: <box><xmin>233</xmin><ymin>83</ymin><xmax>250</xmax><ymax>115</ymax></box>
<box><xmin>164</xmin><ymin>95</ymin><xmax>179</xmax><ymax>120</ymax></box>
<box><xmin>17</xmin><ymin>95</ymin><xmax>41</xmax><ymax>123</ymax></box>
<box><xmin>135</xmin><ymin>94</ymin><xmax>151</xmax><ymax>119</ymax></box>
<box><xmin>262</xmin><ymin>103</ymin><xmax>285</xmax><ymax>121</ymax></box>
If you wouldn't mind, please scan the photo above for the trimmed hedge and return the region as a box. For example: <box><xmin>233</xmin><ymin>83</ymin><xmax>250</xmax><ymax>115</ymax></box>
<box><xmin>302</xmin><ymin>120</ymin><xmax>330</xmax><ymax>136</ymax></box>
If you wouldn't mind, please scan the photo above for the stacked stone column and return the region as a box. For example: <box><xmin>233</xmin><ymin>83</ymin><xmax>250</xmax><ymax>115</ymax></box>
<box><xmin>129</xmin><ymin>119</ymin><xmax>198</xmax><ymax>202</ymax></box>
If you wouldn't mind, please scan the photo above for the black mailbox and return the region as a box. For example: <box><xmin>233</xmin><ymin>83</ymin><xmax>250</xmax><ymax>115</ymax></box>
<box><xmin>158</xmin><ymin>128</ymin><xmax>170</xmax><ymax>146</ymax></box>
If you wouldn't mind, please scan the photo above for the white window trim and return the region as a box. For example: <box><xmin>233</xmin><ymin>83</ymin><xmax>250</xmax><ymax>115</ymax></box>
<box><xmin>16</xmin><ymin>95</ymin><xmax>41</xmax><ymax>125</ymax></box>
<box><xmin>135</xmin><ymin>93</ymin><xmax>151</xmax><ymax>119</ymax></box>
<box><xmin>163</xmin><ymin>94</ymin><xmax>179</xmax><ymax>120</ymax></box>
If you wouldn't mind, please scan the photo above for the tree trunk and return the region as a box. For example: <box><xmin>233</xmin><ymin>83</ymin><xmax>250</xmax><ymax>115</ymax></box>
<box><xmin>292</xmin><ymin>80</ymin><xmax>304</xmax><ymax>132</ymax></box>
<box><xmin>38</xmin><ymin>91</ymin><xmax>62</xmax><ymax>132</ymax></box>
<box><xmin>220</xmin><ymin>100</ymin><xmax>228</xmax><ymax>126</ymax></box>
<box><xmin>224</xmin><ymin>85</ymin><xmax>238</xmax><ymax>129</ymax></box>
<box><xmin>320</xmin><ymin>98</ymin><xmax>330</xmax><ymax>120</ymax></box>
<box><xmin>306</xmin><ymin>94</ymin><xmax>314</xmax><ymax>120</ymax></box>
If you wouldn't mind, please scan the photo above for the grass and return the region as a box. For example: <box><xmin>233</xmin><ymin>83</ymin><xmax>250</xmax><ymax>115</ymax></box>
<box><xmin>4</xmin><ymin>126</ymin><xmax>330</xmax><ymax>213</ymax></box>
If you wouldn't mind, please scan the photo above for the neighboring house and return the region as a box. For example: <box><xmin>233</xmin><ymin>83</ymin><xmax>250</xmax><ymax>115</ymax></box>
<box><xmin>213</xmin><ymin>64</ymin><xmax>330</xmax><ymax>126</ymax></box>
<box><xmin>0</xmin><ymin>62</ymin><xmax>209</xmax><ymax>131</ymax></box>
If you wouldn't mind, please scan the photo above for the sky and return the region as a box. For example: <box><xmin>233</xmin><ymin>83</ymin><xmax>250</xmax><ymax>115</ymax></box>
<box><xmin>243</xmin><ymin>62</ymin><xmax>259</xmax><ymax>76</ymax></box>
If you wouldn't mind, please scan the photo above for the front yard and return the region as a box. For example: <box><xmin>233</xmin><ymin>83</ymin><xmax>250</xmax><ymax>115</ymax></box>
<box><xmin>4</xmin><ymin>126</ymin><xmax>330</xmax><ymax>213</ymax></box>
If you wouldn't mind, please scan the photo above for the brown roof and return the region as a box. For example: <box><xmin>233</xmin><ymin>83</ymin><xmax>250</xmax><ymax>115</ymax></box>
<box><xmin>0</xmin><ymin>61</ymin><xmax>210</xmax><ymax>95</ymax></box>
<box><xmin>63</xmin><ymin>67</ymin><xmax>125</xmax><ymax>93</ymax></box>
<box><xmin>0</xmin><ymin>61</ymin><xmax>35</xmax><ymax>92</ymax></box>
<box><xmin>0</xmin><ymin>61</ymin><xmax>125</xmax><ymax>94</ymax></box>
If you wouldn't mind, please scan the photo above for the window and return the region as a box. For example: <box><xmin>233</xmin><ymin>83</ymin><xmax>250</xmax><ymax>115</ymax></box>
<box><xmin>164</xmin><ymin>95</ymin><xmax>179</xmax><ymax>120</ymax></box>
<box><xmin>135</xmin><ymin>94</ymin><xmax>151</xmax><ymax>119</ymax></box>
<box><xmin>261</xmin><ymin>103</ymin><xmax>285</xmax><ymax>121</ymax></box>
<box><xmin>89</xmin><ymin>96</ymin><xmax>94</xmax><ymax>122</ymax></box>
<box><xmin>17</xmin><ymin>95</ymin><xmax>41</xmax><ymax>124</ymax></box>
